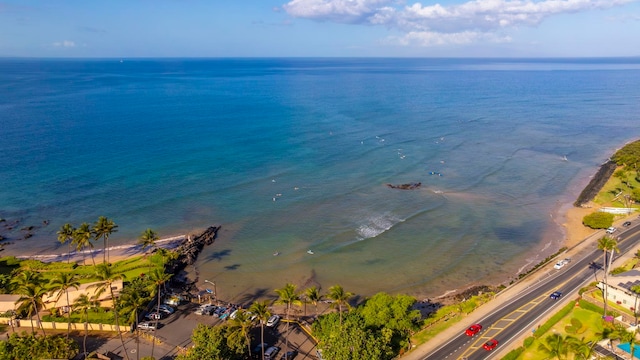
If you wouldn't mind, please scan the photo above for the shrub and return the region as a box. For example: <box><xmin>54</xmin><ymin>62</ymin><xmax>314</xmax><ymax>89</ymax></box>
<box><xmin>534</xmin><ymin>302</ymin><xmax>574</xmax><ymax>338</ymax></box>
<box><xmin>501</xmin><ymin>347</ymin><xmax>525</xmax><ymax>360</ymax></box>
<box><xmin>582</xmin><ymin>212</ymin><xmax>614</xmax><ymax>229</ymax></box>
<box><xmin>523</xmin><ymin>336</ymin><xmax>535</xmax><ymax>347</ymax></box>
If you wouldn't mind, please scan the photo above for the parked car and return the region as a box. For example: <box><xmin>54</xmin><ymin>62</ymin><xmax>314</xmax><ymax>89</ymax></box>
<box><xmin>253</xmin><ymin>343</ymin><xmax>268</xmax><ymax>356</ymax></box>
<box><xmin>465</xmin><ymin>324</ymin><xmax>482</xmax><ymax>336</ymax></box>
<box><xmin>266</xmin><ymin>315</ymin><xmax>280</xmax><ymax>328</ymax></box>
<box><xmin>195</xmin><ymin>304</ymin><xmax>216</xmax><ymax>315</ymax></box>
<box><xmin>137</xmin><ymin>321</ymin><xmax>157</xmax><ymax>331</ymax></box>
<box><xmin>158</xmin><ymin>304</ymin><xmax>175</xmax><ymax>313</ymax></box>
<box><xmin>213</xmin><ymin>306</ymin><xmax>227</xmax><ymax>317</ymax></box>
<box><xmin>550</xmin><ymin>291</ymin><xmax>562</xmax><ymax>300</ymax></box>
<box><xmin>483</xmin><ymin>339</ymin><xmax>499</xmax><ymax>351</ymax></box>
<box><xmin>554</xmin><ymin>258</ymin><xmax>570</xmax><ymax>270</ymax></box>
<box><xmin>280</xmin><ymin>350</ymin><xmax>298</xmax><ymax>360</ymax></box>
<box><xmin>607</xmin><ymin>227</ymin><xmax>617</xmax><ymax>234</ymax></box>
<box><xmin>145</xmin><ymin>312</ymin><xmax>163</xmax><ymax>320</ymax></box>
<box><xmin>164</xmin><ymin>296</ymin><xmax>181</xmax><ymax>306</ymax></box>
<box><xmin>264</xmin><ymin>346</ymin><xmax>281</xmax><ymax>359</ymax></box>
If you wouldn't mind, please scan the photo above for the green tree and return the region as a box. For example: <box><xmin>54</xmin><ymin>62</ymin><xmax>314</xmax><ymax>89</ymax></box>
<box><xmin>177</xmin><ymin>324</ymin><xmax>238</xmax><ymax>360</ymax></box>
<box><xmin>582</xmin><ymin>212</ymin><xmax>614</xmax><ymax>229</ymax></box>
<box><xmin>359</xmin><ymin>293</ymin><xmax>422</xmax><ymax>351</ymax></box>
<box><xmin>566</xmin><ymin>336</ymin><xmax>596</xmax><ymax>360</ymax></box>
<box><xmin>120</xmin><ymin>287</ymin><xmax>150</xmax><ymax>360</ymax></box>
<box><xmin>48</xmin><ymin>272</ymin><xmax>81</xmax><ymax>338</ymax></box>
<box><xmin>93</xmin><ymin>216</ymin><xmax>118</xmax><ymax>264</ymax></box>
<box><xmin>249</xmin><ymin>300</ymin><xmax>271</xmax><ymax>360</ymax></box>
<box><xmin>313</xmin><ymin>311</ymin><xmax>393</xmax><ymax>360</ymax></box>
<box><xmin>146</xmin><ymin>268</ymin><xmax>172</xmax><ymax>360</ymax></box>
<box><xmin>73</xmin><ymin>222</ymin><xmax>96</xmax><ymax>266</ymax></box>
<box><xmin>227</xmin><ymin>309</ymin><xmax>254</xmax><ymax>356</ymax></box>
<box><xmin>139</xmin><ymin>228</ymin><xmax>159</xmax><ymax>256</ymax></box>
<box><xmin>305</xmin><ymin>285</ymin><xmax>322</xmax><ymax>318</ymax></box>
<box><xmin>0</xmin><ymin>333</ymin><xmax>79</xmax><ymax>360</ymax></box>
<box><xmin>598</xmin><ymin>236</ymin><xmax>620</xmax><ymax>317</ymax></box>
<box><xmin>73</xmin><ymin>293</ymin><xmax>101</xmax><ymax>359</ymax></box>
<box><xmin>91</xmin><ymin>263</ymin><xmax>129</xmax><ymax>360</ymax></box>
<box><xmin>632</xmin><ymin>284</ymin><xmax>640</xmax><ymax>325</ymax></box>
<box><xmin>11</xmin><ymin>270</ymin><xmax>47</xmax><ymax>336</ymax></box>
<box><xmin>57</xmin><ymin>223</ymin><xmax>75</xmax><ymax>264</ymax></box>
<box><xmin>537</xmin><ymin>333</ymin><xmax>571</xmax><ymax>360</ymax></box>
<box><xmin>327</xmin><ymin>284</ymin><xmax>353</xmax><ymax>325</ymax></box>
<box><xmin>275</xmin><ymin>283</ymin><xmax>302</xmax><ymax>356</ymax></box>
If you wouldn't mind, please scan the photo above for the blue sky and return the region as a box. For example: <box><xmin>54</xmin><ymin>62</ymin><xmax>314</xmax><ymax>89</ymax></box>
<box><xmin>1</xmin><ymin>0</ymin><xmax>639</xmax><ymax>57</ymax></box>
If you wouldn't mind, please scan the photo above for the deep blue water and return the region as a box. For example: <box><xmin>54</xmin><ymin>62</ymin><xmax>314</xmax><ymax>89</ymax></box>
<box><xmin>2</xmin><ymin>58</ymin><xmax>640</xmax><ymax>299</ymax></box>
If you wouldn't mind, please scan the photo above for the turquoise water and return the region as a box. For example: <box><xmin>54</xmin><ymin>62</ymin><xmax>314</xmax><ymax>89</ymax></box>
<box><xmin>2</xmin><ymin>58</ymin><xmax>640</xmax><ymax>299</ymax></box>
<box><xmin>618</xmin><ymin>342</ymin><xmax>639</xmax><ymax>359</ymax></box>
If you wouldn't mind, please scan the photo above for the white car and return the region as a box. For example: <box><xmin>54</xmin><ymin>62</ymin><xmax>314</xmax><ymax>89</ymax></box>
<box><xmin>137</xmin><ymin>321</ymin><xmax>157</xmax><ymax>331</ymax></box>
<box><xmin>554</xmin><ymin>258</ymin><xmax>570</xmax><ymax>270</ymax></box>
<box><xmin>266</xmin><ymin>314</ymin><xmax>280</xmax><ymax>328</ymax></box>
<box><xmin>606</xmin><ymin>227</ymin><xmax>617</xmax><ymax>234</ymax></box>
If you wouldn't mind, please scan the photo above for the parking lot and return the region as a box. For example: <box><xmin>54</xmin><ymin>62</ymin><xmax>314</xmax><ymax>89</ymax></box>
<box><xmin>145</xmin><ymin>300</ymin><xmax>320</xmax><ymax>359</ymax></box>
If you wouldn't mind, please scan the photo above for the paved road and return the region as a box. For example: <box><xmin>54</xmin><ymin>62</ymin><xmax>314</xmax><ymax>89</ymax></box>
<box><xmin>420</xmin><ymin>222</ymin><xmax>640</xmax><ymax>360</ymax></box>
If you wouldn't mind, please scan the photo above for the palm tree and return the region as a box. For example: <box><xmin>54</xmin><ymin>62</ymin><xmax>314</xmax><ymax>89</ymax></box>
<box><xmin>73</xmin><ymin>294</ymin><xmax>100</xmax><ymax>359</ymax></box>
<box><xmin>93</xmin><ymin>216</ymin><xmax>118</xmax><ymax>264</ymax></box>
<box><xmin>598</xmin><ymin>236</ymin><xmax>619</xmax><ymax>317</ymax></box>
<box><xmin>537</xmin><ymin>333</ymin><xmax>570</xmax><ymax>359</ymax></box>
<box><xmin>615</xmin><ymin>326</ymin><xmax>639</xmax><ymax>360</ymax></box>
<box><xmin>48</xmin><ymin>272</ymin><xmax>81</xmax><ymax>338</ymax></box>
<box><xmin>567</xmin><ymin>336</ymin><xmax>596</xmax><ymax>360</ymax></box>
<box><xmin>631</xmin><ymin>285</ymin><xmax>640</xmax><ymax>326</ymax></box>
<box><xmin>91</xmin><ymin>263</ymin><xmax>129</xmax><ymax>360</ymax></box>
<box><xmin>139</xmin><ymin>228</ymin><xmax>159</xmax><ymax>271</ymax></box>
<box><xmin>275</xmin><ymin>283</ymin><xmax>302</xmax><ymax>356</ymax></box>
<box><xmin>57</xmin><ymin>223</ymin><xmax>75</xmax><ymax>264</ymax></box>
<box><xmin>227</xmin><ymin>309</ymin><xmax>254</xmax><ymax>357</ymax></box>
<box><xmin>249</xmin><ymin>300</ymin><xmax>271</xmax><ymax>360</ymax></box>
<box><xmin>74</xmin><ymin>222</ymin><xmax>96</xmax><ymax>266</ymax></box>
<box><xmin>327</xmin><ymin>284</ymin><xmax>353</xmax><ymax>325</ymax></box>
<box><xmin>146</xmin><ymin>268</ymin><xmax>172</xmax><ymax>360</ymax></box>
<box><xmin>119</xmin><ymin>288</ymin><xmax>149</xmax><ymax>360</ymax></box>
<box><xmin>11</xmin><ymin>270</ymin><xmax>47</xmax><ymax>336</ymax></box>
<box><xmin>304</xmin><ymin>286</ymin><xmax>322</xmax><ymax>319</ymax></box>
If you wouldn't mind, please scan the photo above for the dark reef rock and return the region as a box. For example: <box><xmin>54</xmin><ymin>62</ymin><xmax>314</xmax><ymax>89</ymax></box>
<box><xmin>386</xmin><ymin>182</ymin><xmax>422</xmax><ymax>190</ymax></box>
<box><xmin>574</xmin><ymin>160</ymin><xmax>618</xmax><ymax>207</ymax></box>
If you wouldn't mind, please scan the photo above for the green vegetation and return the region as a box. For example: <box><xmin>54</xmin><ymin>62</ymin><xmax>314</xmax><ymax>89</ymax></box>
<box><xmin>592</xmin><ymin>140</ymin><xmax>640</xmax><ymax>207</ymax></box>
<box><xmin>0</xmin><ymin>332</ymin><xmax>79</xmax><ymax>360</ymax></box>
<box><xmin>581</xmin><ymin>211</ymin><xmax>614</xmax><ymax>229</ymax></box>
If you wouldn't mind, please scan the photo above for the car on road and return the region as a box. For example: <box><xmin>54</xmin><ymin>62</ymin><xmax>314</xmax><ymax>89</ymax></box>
<box><xmin>266</xmin><ymin>314</ymin><xmax>280</xmax><ymax>328</ymax></box>
<box><xmin>137</xmin><ymin>321</ymin><xmax>157</xmax><ymax>331</ymax></box>
<box><xmin>483</xmin><ymin>339</ymin><xmax>499</xmax><ymax>351</ymax></box>
<box><xmin>607</xmin><ymin>227</ymin><xmax>617</xmax><ymax>234</ymax></box>
<box><xmin>554</xmin><ymin>258</ymin><xmax>571</xmax><ymax>270</ymax></box>
<box><xmin>550</xmin><ymin>291</ymin><xmax>562</xmax><ymax>300</ymax></box>
<box><xmin>280</xmin><ymin>350</ymin><xmax>298</xmax><ymax>360</ymax></box>
<box><xmin>465</xmin><ymin>324</ymin><xmax>482</xmax><ymax>336</ymax></box>
<box><xmin>624</xmin><ymin>221</ymin><xmax>632</xmax><ymax>227</ymax></box>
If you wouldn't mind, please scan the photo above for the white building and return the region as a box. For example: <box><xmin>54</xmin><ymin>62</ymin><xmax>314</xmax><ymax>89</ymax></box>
<box><xmin>597</xmin><ymin>269</ymin><xmax>640</xmax><ymax>312</ymax></box>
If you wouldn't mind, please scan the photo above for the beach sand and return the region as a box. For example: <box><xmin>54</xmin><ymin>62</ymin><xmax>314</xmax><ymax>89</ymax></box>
<box><xmin>562</xmin><ymin>205</ymin><xmax>597</xmax><ymax>249</ymax></box>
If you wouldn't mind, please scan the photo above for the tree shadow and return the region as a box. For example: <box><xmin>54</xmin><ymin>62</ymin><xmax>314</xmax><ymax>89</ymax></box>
<box><xmin>205</xmin><ymin>249</ymin><xmax>232</xmax><ymax>262</ymax></box>
<box><xmin>224</xmin><ymin>264</ymin><xmax>241</xmax><ymax>271</ymax></box>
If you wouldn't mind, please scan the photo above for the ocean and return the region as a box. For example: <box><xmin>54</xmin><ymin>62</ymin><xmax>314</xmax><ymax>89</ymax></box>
<box><xmin>1</xmin><ymin>58</ymin><xmax>640</xmax><ymax>300</ymax></box>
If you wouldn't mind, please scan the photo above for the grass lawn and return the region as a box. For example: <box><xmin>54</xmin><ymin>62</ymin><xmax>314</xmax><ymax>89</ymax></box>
<box><xmin>520</xmin><ymin>307</ymin><xmax>605</xmax><ymax>360</ymax></box>
<box><xmin>593</xmin><ymin>167</ymin><xmax>640</xmax><ymax>208</ymax></box>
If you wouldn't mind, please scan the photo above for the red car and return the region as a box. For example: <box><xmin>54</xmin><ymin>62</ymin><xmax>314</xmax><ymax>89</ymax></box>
<box><xmin>483</xmin><ymin>339</ymin><xmax>499</xmax><ymax>351</ymax></box>
<box><xmin>465</xmin><ymin>324</ymin><xmax>482</xmax><ymax>336</ymax></box>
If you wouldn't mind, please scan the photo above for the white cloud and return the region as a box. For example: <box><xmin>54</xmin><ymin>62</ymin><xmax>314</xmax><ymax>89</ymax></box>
<box><xmin>282</xmin><ymin>0</ymin><xmax>637</xmax><ymax>45</ymax></box>
<box><xmin>52</xmin><ymin>40</ymin><xmax>76</xmax><ymax>48</ymax></box>
<box><xmin>283</xmin><ymin>0</ymin><xmax>394</xmax><ymax>23</ymax></box>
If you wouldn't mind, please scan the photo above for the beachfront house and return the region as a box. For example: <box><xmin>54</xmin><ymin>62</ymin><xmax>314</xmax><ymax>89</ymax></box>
<box><xmin>42</xmin><ymin>279</ymin><xmax>124</xmax><ymax>311</ymax></box>
<box><xmin>597</xmin><ymin>269</ymin><xmax>640</xmax><ymax>312</ymax></box>
<box><xmin>0</xmin><ymin>294</ymin><xmax>21</xmax><ymax>314</ymax></box>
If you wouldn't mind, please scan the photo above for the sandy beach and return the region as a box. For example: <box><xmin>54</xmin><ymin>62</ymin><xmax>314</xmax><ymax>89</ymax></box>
<box><xmin>17</xmin><ymin>235</ymin><xmax>188</xmax><ymax>264</ymax></box>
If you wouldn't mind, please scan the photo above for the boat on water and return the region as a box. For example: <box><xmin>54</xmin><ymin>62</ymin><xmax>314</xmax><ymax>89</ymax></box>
<box><xmin>307</xmin><ymin>250</ymin><xmax>314</xmax><ymax>255</ymax></box>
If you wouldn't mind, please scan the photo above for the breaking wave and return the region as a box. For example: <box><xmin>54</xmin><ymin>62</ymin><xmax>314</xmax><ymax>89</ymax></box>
<box><xmin>356</xmin><ymin>212</ymin><xmax>404</xmax><ymax>240</ymax></box>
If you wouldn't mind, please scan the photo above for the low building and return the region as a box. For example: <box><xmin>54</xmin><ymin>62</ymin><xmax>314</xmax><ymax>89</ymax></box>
<box><xmin>597</xmin><ymin>269</ymin><xmax>640</xmax><ymax>312</ymax></box>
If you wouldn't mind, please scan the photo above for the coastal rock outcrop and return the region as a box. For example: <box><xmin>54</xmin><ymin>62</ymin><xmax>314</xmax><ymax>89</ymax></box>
<box><xmin>386</xmin><ymin>182</ymin><xmax>422</xmax><ymax>190</ymax></box>
<box><xmin>574</xmin><ymin>160</ymin><xmax>617</xmax><ymax>207</ymax></box>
